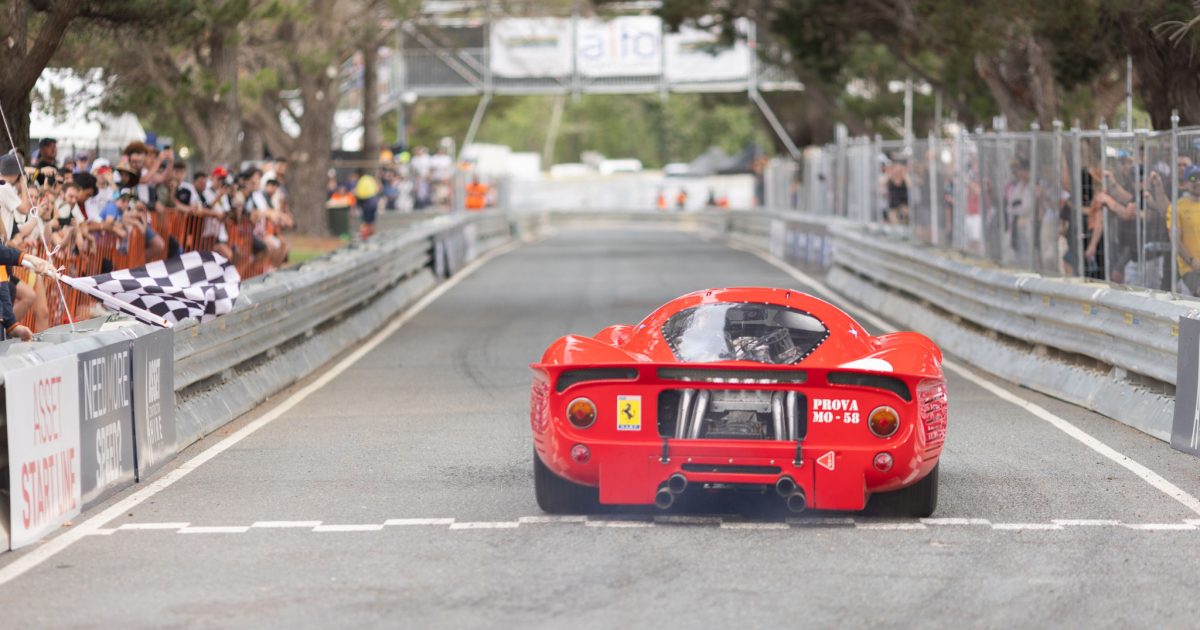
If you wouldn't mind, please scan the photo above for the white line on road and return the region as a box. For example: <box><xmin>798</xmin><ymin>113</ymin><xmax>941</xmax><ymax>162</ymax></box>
<box><xmin>117</xmin><ymin>522</ymin><xmax>191</xmax><ymax>530</ymax></box>
<box><xmin>313</xmin><ymin>524</ymin><xmax>386</xmax><ymax>533</ymax></box>
<box><xmin>992</xmin><ymin>523</ymin><xmax>1065</xmax><ymax>531</ymax></box>
<box><xmin>719</xmin><ymin>522</ymin><xmax>791</xmax><ymax>530</ymax></box>
<box><xmin>1123</xmin><ymin>523</ymin><xmax>1197</xmax><ymax>531</ymax></box>
<box><xmin>449</xmin><ymin>522</ymin><xmax>520</xmax><ymax>530</ymax></box>
<box><xmin>585</xmin><ymin>520</ymin><xmax>655</xmax><ymax>528</ymax></box>
<box><xmin>517</xmin><ymin>516</ymin><xmax>587</xmax><ymax>524</ymax></box>
<box><xmin>856</xmin><ymin>522</ymin><xmax>928</xmax><ymax>530</ymax></box>
<box><xmin>179</xmin><ymin>526</ymin><xmax>251</xmax><ymax>534</ymax></box>
<box><xmin>252</xmin><ymin>521</ymin><xmax>324</xmax><ymax>528</ymax></box>
<box><xmin>0</xmin><ymin>240</ymin><xmax>524</xmax><ymax>587</ymax></box>
<box><xmin>739</xmin><ymin>243</ymin><xmax>1200</xmax><ymax>519</ymax></box>
<box><xmin>922</xmin><ymin>518</ymin><xmax>991</xmax><ymax>526</ymax></box>
<box><xmin>1052</xmin><ymin>519</ymin><xmax>1123</xmax><ymax>526</ymax></box>
<box><xmin>385</xmin><ymin>518</ymin><xmax>457</xmax><ymax>526</ymax></box>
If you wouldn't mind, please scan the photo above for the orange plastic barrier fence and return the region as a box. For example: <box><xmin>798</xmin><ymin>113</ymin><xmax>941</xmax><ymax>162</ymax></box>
<box><xmin>15</xmin><ymin>211</ymin><xmax>278</xmax><ymax>333</ymax></box>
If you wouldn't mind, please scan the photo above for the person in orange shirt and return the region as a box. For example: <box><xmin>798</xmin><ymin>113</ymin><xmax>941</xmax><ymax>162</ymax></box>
<box><xmin>465</xmin><ymin>176</ymin><xmax>489</xmax><ymax>211</ymax></box>
<box><xmin>656</xmin><ymin>189</ymin><xmax>667</xmax><ymax>211</ymax></box>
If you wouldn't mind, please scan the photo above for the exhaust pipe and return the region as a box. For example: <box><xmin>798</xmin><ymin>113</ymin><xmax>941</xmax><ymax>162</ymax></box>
<box><xmin>667</xmin><ymin>473</ymin><xmax>688</xmax><ymax>495</ymax></box>
<box><xmin>785</xmin><ymin>489</ymin><xmax>808</xmax><ymax>514</ymax></box>
<box><xmin>655</xmin><ymin>487</ymin><xmax>675</xmax><ymax>510</ymax></box>
<box><xmin>775</xmin><ymin>476</ymin><xmax>797</xmax><ymax>498</ymax></box>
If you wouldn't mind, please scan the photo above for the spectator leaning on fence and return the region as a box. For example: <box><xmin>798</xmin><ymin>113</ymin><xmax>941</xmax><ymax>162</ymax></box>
<box><xmin>1167</xmin><ymin>165</ymin><xmax>1200</xmax><ymax>295</ymax></box>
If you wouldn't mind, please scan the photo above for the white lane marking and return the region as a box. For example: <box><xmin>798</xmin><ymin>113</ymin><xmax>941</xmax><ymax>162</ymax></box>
<box><xmin>585</xmin><ymin>520</ymin><xmax>655</xmax><ymax>528</ymax></box>
<box><xmin>117</xmin><ymin>522</ymin><xmax>190</xmax><ymax>530</ymax></box>
<box><xmin>384</xmin><ymin>518</ymin><xmax>456</xmax><ymax>526</ymax></box>
<box><xmin>1052</xmin><ymin>519</ymin><xmax>1123</xmax><ymax>526</ymax></box>
<box><xmin>313</xmin><ymin>524</ymin><xmax>385</xmax><ymax>533</ymax></box>
<box><xmin>1186</xmin><ymin>519</ymin><xmax>1200</xmax><ymax>526</ymax></box>
<box><xmin>517</xmin><ymin>516</ymin><xmax>587</xmax><ymax>524</ymax></box>
<box><xmin>788</xmin><ymin>517</ymin><xmax>855</xmax><ymax>526</ymax></box>
<box><xmin>1123</xmin><ymin>523</ymin><xmax>1197</xmax><ymax>531</ymax></box>
<box><xmin>252</xmin><ymin>521</ymin><xmax>323</xmax><ymax>528</ymax></box>
<box><xmin>719</xmin><ymin>522</ymin><xmax>791</xmax><ymax>530</ymax></box>
<box><xmin>922</xmin><ymin>518</ymin><xmax>991</xmax><ymax>526</ymax></box>
<box><xmin>179</xmin><ymin>526</ymin><xmax>251</xmax><ymax>534</ymax></box>
<box><xmin>992</xmin><ymin>523</ymin><xmax>1065</xmax><ymax>531</ymax></box>
<box><xmin>653</xmin><ymin>515</ymin><xmax>723</xmax><ymax>525</ymax></box>
<box><xmin>448</xmin><ymin>522</ymin><xmax>520</xmax><ymax>530</ymax></box>
<box><xmin>738</xmin><ymin>242</ymin><xmax>1200</xmax><ymax>518</ymax></box>
<box><xmin>85</xmin><ymin>529</ymin><xmax>117</xmax><ymax>536</ymax></box>
<box><xmin>855</xmin><ymin>522</ymin><xmax>928</xmax><ymax>530</ymax></box>
<box><xmin>0</xmin><ymin>241</ymin><xmax>522</xmax><ymax>586</ymax></box>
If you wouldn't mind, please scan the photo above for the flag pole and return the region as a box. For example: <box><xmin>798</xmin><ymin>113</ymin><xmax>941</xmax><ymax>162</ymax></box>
<box><xmin>54</xmin><ymin>273</ymin><xmax>174</xmax><ymax>329</ymax></box>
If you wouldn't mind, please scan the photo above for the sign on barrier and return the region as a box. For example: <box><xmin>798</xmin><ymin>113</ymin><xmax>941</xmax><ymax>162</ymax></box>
<box><xmin>132</xmin><ymin>328</ymin><xmax>177</xmax><ymax>478</ymax></box>
<box><xmin>1172</xmin><ymin>316</ymin><xmax>1200</xmax><ymax>457</ymax></box>
<box><xmin>6</xmin><ymin>355</ymin><xmax>82</xmax><ymax>549</ymax></box>
<box><xmin>78</xmin><ymin>343</ymin><xmax>136</xmax><ymax>508</ymax></box>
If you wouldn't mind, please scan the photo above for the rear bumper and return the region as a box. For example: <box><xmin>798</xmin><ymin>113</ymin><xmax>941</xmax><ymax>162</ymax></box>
<box><xmin>535</xmin><ymin>432</ymin><xmax>939</xmax><ymax>511</ymax></box>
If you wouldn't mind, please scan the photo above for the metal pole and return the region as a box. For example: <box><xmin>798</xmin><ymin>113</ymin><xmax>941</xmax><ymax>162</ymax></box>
<box><xmin>1071</xmin><ymin>122</ymin><xmax>1085</xmax><ymax>277</ymax></box>
<box><xmin>1028</xmin><ymin>128</ymin><xmax>1038</xmax><ymax>271</ymax></box>
<box><xmin>1135</xmin><ymin>129</ymin><xmax>1145</xmax><ymax>286</ymax></box>
<box><xmin>1171</xmin><ymin>111</ymin><xmax>1180</xmax><ymax>293</ymax></box>
<box><xmin>929</xmin><ymin>131</ymin><xmax>940</xmax><ymax>246</ymax></box>
<box><xmin>904</xmin><ymin>78</ymin><xmax>913</xmax><ymax>146</ymax></box>
<box><xmin>1125</xmin><ymin>54</ymin><xmax>1134</xmax><ymax>132</ymax></box>
<box><xmin>1100</xmin><ymin>120</ymin><xmax>1111</xmax><ymax>282</ymax></box>
<box><xmin>1052</xmin><ymin>119</ymin><xmax>1063</xmax><ymax>275</ymax></box>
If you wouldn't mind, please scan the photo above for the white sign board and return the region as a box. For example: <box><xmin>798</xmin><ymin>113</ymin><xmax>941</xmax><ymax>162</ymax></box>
<box><xmin>6</xmin><ymin>356</ymin><xmax>82</xmax><ymax>549</ymax></box>
<box><xmin>664</xmin><ymin>20</ymin><xmax>751</xmax><ymax>83</ymax></box>
<box><xmin>576</xmin><ymin>16</ymin><xmax>662</xmax><ymax>77</ymax></box>
<box><xmin>490</xmin><ymin>18</ymin><xmax>573</xmax><ymax>78</ymax></box>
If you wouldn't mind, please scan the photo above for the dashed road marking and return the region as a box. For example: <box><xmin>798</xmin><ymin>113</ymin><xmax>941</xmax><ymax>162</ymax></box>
<box><xmin>179</xmin><ymin>526</ymin><xmax>251</xmax><ymax>534</ymax></box>
<box><xmin>922</xmin><ymin>518</ymin><xmax>991</xmax><ymax>526</ymax></box>
<box><xmin>91</xmin><ymin>516</ymin><xmax>1200</xmax><ymax>535</ymax></box>
<box><xmin>991</xmin><ymin>523</ymin><xmax>1064</xmax><ymax>531</ymax></box>
<box><xmin>118</xmin><ymin>522</ymin><xmax>191</xmax><ymax>530</ymax></box>
<box><xmin>449</xmin><ymin>522</ymin><xmax>520</xmax><ymax>530</ymax></box>
<box><xmin>385</xmin><ymin>518</ymin><xmax>456</xmax><ymax>526</ymax></box>
<box><xmin>313</xmin><ymin>524</ymin><xmax>385</xmax><ymax>533</ymax></box>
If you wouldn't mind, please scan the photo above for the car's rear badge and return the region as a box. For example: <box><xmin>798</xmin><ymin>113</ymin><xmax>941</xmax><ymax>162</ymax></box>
<box><xmin>617</xmin><ymin>395</ymin><xmax>641</xmax><ymax>431</ymax></box>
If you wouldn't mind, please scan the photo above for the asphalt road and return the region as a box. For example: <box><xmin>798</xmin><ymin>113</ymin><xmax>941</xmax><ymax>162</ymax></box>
<box><xmin>2</xmin><ymin>227</ymin><xmax>1199</xmax><ymax>628</ymax></box>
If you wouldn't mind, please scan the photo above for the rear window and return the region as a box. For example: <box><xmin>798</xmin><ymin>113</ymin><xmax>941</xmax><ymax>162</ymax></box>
<box><xmin>662</xmin><ymin>303</ymin><xmax>828</xmax><ymax>365</ymax></box>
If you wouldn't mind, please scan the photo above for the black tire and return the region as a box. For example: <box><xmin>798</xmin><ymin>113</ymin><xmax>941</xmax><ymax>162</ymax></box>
<box><xmin>534</xmin><ymin>451</ymin><xmax>599</xmax><ymax>514</ymax></box>
<box><xmin>868</xmin><ymin>464</ymin><xmax>939</xmax><ymax>518</ymax></box>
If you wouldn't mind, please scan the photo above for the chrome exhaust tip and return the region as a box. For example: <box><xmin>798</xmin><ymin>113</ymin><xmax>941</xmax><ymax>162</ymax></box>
<box><xmin>655</xmin><ymin>487</ymin><xmax>676</xmax><ymax>510</ymax></box>
<box><xmin>785</xmin><ymin>489</ymin><xmax>807</xmax><ymax>514</ymax></box>
<box><xmin>775</xmin><ymin>476</ymin><xmax>797</xmax><ymax>498</ymax></box>
<box><xmin>667</xmin><ymin>474</ymin><xmax>688</xmax><ymax>495</ymax></box>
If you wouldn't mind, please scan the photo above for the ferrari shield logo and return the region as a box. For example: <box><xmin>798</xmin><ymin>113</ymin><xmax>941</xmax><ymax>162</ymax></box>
<box><xmin>617</xmin><ymin>395</ymin><xmax>641</xmax><ymax>431</ymax></box>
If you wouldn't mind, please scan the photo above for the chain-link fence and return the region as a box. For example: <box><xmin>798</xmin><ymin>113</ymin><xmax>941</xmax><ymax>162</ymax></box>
<box><xmin>796</xmin><ymin>123</ymin><xmax>1200</xmax><ymax>297</ymax></box>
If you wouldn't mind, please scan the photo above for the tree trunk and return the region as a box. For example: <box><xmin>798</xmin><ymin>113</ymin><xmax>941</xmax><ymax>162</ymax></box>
<box><xmin>0</xmin><ymin>91</ymin><xmax>31</xmax><ymax>157</ymax></box>
<box><xmin>205</xmin><ymin>27</ymin><xmax>242</xmax><ymax>168</ymax></box>
<box><xmin>362</xmin><ymin>37</ymin><xmax>381</xmax><ymax>160</ymax></box>
<box><xmin>290</xmin><ymin>93</ymin><xmax>337</xmax><ymax>236</ymax></box>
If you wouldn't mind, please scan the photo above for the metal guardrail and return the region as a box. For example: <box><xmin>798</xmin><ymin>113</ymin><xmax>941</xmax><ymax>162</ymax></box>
<box><xmin>830</xmin><ymin>224</ymin><xmax>1200</xmax><ymax>388</ymax></box>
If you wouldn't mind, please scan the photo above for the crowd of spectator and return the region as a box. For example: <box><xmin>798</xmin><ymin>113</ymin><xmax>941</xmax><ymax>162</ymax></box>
<box><xmin>0</xmin><ymin>137</ymin><xmax>295</xmax><ymax>333</ymax></box>
<box><xmin>867</xmin><ymin>133</ymin><xmax>1200</xmax><ymax>297</ymax></box>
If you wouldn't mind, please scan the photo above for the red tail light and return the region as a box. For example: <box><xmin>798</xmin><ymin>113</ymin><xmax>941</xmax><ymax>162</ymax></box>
<box><xmin>530</xmin><ymin>379</ymin><xmax>550</xmax><ymax>433</ymax></box>
<box><xmin>917</xmin><ymin>379</ymin><xmax>948</xmax><ymax>448</ymax></box>
<box><xmin>867</xmin><ymin>406</ymin><xmax>900</xmax><ymax>438</ymax></box>
<box><xmin>570</xmin><ymin>444</ymin><xmax>591</xmax><ymax>464</ymax></box>
<box><xmin>567</xmin><ymin>397</ymin><xmax>597</xmax><ymax>429</ymax></box>
<box><xmin>873</xmin><ymin>452</ymin><xmax>894</xmax><ymax>472</ymax></box>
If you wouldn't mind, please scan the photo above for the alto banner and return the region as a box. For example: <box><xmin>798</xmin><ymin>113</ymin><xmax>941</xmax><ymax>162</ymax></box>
<box><xmin>489</xmin><ymin>18</ymin><xmax>572</xmax><ymax>78</ymax></box>
<box><xmin>576</xmin><ymin>16</ymin><xmax>662</xmax><ymax>78</ymax></box>
<box><xmin>132</xmin><ymin>328</ymin><xmax>177</xmax><ymax>478</ymax></box>
<box><xmin>6</xmin><ymin>355</ymin><xmax>82</xmax><ymax>550</ymax></box>
<box><xmin>663</xmin><ymin>19</ymin><xmax>751</xmax><ymax>84</ymax></box>
<box><xmin>78</xmin><ymin>342</ymin><xmax>137</xmax><ymax>508</ymax></box>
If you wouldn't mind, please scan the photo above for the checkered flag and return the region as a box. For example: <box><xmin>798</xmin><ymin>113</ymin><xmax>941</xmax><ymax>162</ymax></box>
<box><xmin>61</xmin><ymin>251</ymin><xmax>241</xmax><ymax>327</ymax></box>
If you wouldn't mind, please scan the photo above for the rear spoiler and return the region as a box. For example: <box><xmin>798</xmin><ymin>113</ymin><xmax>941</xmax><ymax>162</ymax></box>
<box><xmin>530</xmin><ymin>362</ymin><xmax>931</xmax><ymax>402</ymax></box>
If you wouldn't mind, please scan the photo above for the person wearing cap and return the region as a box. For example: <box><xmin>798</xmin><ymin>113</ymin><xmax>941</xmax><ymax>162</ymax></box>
<box><xmin>0</xmin><ymin>153</ymin><xmax>56</xmax><ymax>340</ymax></box>
<box><xmin>34</xmin><ymin>138</ymin><xmax>57</xmax><ymax>169</ymax></box>
<box><xmin>1166</xmin><ymin>165</ymin><xmax>1200</xmax><ymax>294</ymax></box>
<box><xmin>73</xmin><ymin>152</ymin><xmax>91</xmax><ymax>174</ymax></box>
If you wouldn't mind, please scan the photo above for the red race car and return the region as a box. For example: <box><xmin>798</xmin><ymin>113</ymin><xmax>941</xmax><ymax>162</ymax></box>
<box><xmin>530</xmin><ymin>287</ymin><xmax>947</xmax><ymax>517</ymax></box>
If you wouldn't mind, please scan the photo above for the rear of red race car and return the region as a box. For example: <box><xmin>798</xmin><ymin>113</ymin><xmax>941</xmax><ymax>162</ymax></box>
<box><xmin>530</xmin><ymin>363</ymin><xmax>947</xmax><ymax>516</ymax></box>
